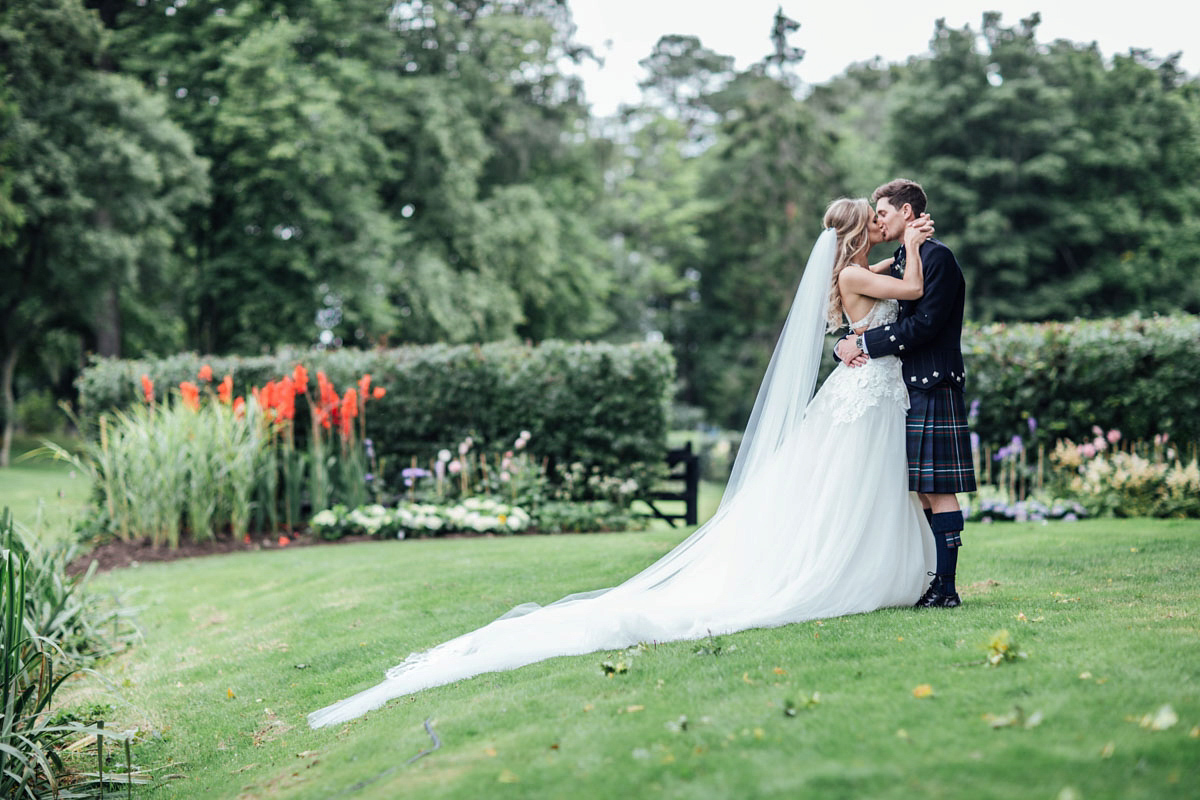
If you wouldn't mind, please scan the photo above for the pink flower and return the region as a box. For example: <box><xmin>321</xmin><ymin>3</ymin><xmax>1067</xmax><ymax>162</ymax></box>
<box><xmin>1154</xmin><ymin>433</ymin><xmax>1164</xmax><ymax>446</ymax></box>
<box><xmin>458</xmin><ymin>442</ymin><xmax>470</xmax><ymax>456</ymax></box>
<box><xmin>1092</xmin><ymin>425</ymin><xmax>1103</xmax><ymax>436</ymax></box>
<box><xmin>500</xmin><ymin>471</ymin><xmax>511</xmax><ymax>482</ymax></box>
<box><xmin>448</xmin><ymin>460</ymin><xmax>462</xmax><ymax>475</ymax></box>
<box><xmin>514</xmin><ymin>438</ymin><xmax>526</xmax><ymax>451</ymax></box>
<box><xmin>1081</xmin><ymin>443</ymin><xmax>1097</xmax><ymax>458</ymax></box>
<box><xmin>1093</xmin><ymin>437</ymin><xmax>1106</xmax><ymax>451</ymax></box>
<box><xmin>1106</xmin><ymin>429</ymin><xmax>1121</xmax><ymax>444</ymax></box>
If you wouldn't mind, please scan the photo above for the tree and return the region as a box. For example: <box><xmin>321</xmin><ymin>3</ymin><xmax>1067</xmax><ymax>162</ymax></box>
<box><xmin>0</xmin><ymin>0</ymin><xmax>207</xmax><ymax>466</ymax></box>
<box><xmin>886</xmin><ymin>13</ymin><xmax>1200</xmax><ymax>321</ymax></box>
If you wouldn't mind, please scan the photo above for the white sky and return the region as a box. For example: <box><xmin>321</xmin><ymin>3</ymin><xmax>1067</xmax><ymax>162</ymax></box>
<box><xmin>567</xmin><ymin>1</ymin><xmax>1200</xmax><ymax>116</ymax></box>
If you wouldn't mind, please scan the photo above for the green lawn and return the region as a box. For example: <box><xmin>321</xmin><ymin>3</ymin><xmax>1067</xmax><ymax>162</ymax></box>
<box><xmin>61</xmin><ymin>518</ymin><xmax>1199</xmax><ymax>799</ymax></box>
<box><xmin>1</xmin><ymin>435</ymin><xmax>91</xmax><ymax>540</ymax></box>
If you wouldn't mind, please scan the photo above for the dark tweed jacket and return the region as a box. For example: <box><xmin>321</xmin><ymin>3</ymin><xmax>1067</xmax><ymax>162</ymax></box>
<box><xmin>861</xmin><ymin>238</ymin><xmax>967</xmax><ymax>392</ymax></box>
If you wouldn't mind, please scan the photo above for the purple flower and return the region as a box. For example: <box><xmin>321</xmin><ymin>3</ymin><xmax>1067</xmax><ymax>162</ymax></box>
<box><xmin>969</xmin><ymin>398</ymin><xmax>981</xmax><ymax>418</ymax></box>
<box><xmin>364</xmin><ymin>438</ymin><xmax>376</xmax><ymax>459</ymax></box>
<box><xmin>1027</xmin><ymin>417</ymin><xmax>1038</xmax><ymax>434</ymax></box>
<box><xmin>970</xmin><ymin>432</ymin><xmax>980</xmax><ymax>451</ymax></box>
<box><xmin>1011</xmin><ymin>434</ymin><xmax>1023</xmax><ymax>451</ymax></box>
<box><xmin>365</xmin><ymin>473</ymin><xmax>375</xmax><ymax>484</ymax></box>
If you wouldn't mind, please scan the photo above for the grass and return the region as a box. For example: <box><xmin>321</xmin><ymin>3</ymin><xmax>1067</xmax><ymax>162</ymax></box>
<box><xmin>1</xmin><ymin>434</ymin><xmax>91</xmax><ymax>541</ymax></box>
<box><xmin>57</xmin><ymin>517</ymin><xmax>1199</xmax><ymax>799</ymax></box>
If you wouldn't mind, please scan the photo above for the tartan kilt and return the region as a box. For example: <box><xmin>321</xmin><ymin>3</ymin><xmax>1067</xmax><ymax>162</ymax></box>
<box><xmin>906</xmin><ymin>383</ymin><xmax>977</xmax><ymax>494</ymax></box>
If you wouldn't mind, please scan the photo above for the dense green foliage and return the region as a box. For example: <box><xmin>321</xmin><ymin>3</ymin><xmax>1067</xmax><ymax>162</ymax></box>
<box><xmin>1</xmin><ymin>509</ymin><xmax>134</xmax><ymax>797</ymax></box>
<box><xmin>75</xmin><ymin>340</ymin><xmax>675</xmax><ymax>483</ymax></box>
<box><xmin>962</xmin><ymin>313</ymin><xmax>1200</xmax><ymax>449</ymax></box>
<box><xmin>3</xmin><ymin>3</ymin><xmax>1199</xmax><ymax>444</ymax></box>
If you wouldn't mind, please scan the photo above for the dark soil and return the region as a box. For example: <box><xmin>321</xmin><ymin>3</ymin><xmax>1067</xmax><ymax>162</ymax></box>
<box><xmin>65</xmin><ymin>532</ymin><xmax>371</xmax><ymax>576</ymax></box>
<box><xmin>65</xmin><ymin>528</ymin><xmax>568</xmax><ymax>576</ymax></box>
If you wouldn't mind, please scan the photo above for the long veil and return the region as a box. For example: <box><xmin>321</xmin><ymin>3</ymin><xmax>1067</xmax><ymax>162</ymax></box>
<box><xmin>308</xmin><ymin>229</ymin><xmax>841</xmax><ymax>729</ymax></box>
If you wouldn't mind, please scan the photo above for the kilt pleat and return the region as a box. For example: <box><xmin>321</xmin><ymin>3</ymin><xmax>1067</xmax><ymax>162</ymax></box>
<box><xmin>906</xmin><ymin>384</ymin><xmax>977</xmax><ymax>494</ymax></box>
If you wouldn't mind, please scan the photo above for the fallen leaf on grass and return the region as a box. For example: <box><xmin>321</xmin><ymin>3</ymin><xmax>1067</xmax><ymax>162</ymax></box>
<box><xmin>912</xmin><ymin>684</ymin><xmax>934</xmax><ymax>699</ymax></box>
<box><xmin>230</xmin><ymin>763</ymin><xmax>259</xmax><ymax>774</ymax></box>
<box><xmin>1100</xmin><ymin>742</ymin><xmax>1115</xmax><ymax>759</ymax></box>
<box><xmin>1079</xmin><ymin>671</ymin><xmax>1093</xmax><ymax>680</ymax></box>
<box><xmin>484</xmin><ymin>747</ymin><xmax>497</xmax><ymax>757</ymax></box>
<box><xmin>1136</xmin><ymin>704</ymin><xmax>1178</xmax><ymax>731</ymax></box>
<box><xmin>772</xmin><ymin>667</ymin><xmax>787</xmax><ymax>675</ymax></box>
<box><xmin>623</xmin><ymin>705</ymin><xmax>645</xmax><ymax>714</ymax></box>
<box><xmin>983</xmin><ymin>706</ymin><xmax>1043</xmax><ymax>729</ymax></box>
<box><xmin>742</xmin><ymin>672</ymin><xmax>755</xmax><ymax>685</ymax></box>
<box><xmin>227</xmin><ymin>688</ymin><xmax>236</xmax><ymax>699</ymax></box>
<box><xmin>497</xmin><ymin>769</ymin><xmax>519</xmax><ymax>783</ymax></box>
<box><xmin>582</xmin><ymin>704</ymin><xmax>594</xmax><ymax>713</ymax></box>
<box><xmin>895</xmin><ymin>729</ymin><xmax>911</xmax><ymax>742</ymax></box>
<box><xmin>1189</xmin><ymin>726</ymin><xmax>1200</xmax><ymax>739</ymax></box>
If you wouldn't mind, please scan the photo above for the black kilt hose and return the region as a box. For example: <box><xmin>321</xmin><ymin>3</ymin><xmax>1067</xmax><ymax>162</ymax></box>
<box><xmin>906</xmin><ymin>383</ymin><xmax>977</xmax><ymax>494</ymax></box>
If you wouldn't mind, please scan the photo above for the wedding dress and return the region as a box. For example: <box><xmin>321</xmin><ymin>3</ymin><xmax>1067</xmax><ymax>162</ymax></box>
<box><xmin>308</xmin><ymin>231</ymin><xmax>935</xmax><ymax>729</ymax></box>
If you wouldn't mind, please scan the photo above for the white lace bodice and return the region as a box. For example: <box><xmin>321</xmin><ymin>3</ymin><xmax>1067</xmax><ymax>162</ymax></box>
<box><xmin>845</xmin><ymin>298</ymin><xmax>899</xmax><ymax>331</ymax></box>
<box><xmin>809</xmin><ymin>299</ymin><xmax>909</xmax><ymax>425</ymax></box>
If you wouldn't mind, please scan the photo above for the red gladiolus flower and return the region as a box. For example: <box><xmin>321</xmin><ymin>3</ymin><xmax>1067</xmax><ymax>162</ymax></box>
<box><xmin>340</xmin><ymin>389</ymin><xmax>358</xmax><ymax>438</ymax></box>
<box><xmin>179</xmin><ymin>381</ymin><xmax>200</xmax><ymax>411</ymax></box>
<box><xmin>293</xmin><ymin>364</ymin><xmax>308</xmax><ymax>394</ymax></box>
<box><xmin>198</xmin><ymin>364</ymin><xmax>213</xmax><ymax>383</ymax></box>
<box><xmin>218</xmin><ymin>375</ymin><xmax>233</xmax><ymax>405</ymax></box>
<box><xmin>314</xmin><ymin>408</ymin><xmax>331</xmax><ymax>430</ymax></box>
<box><xmin>317</xmin><ymin>371</ymin><xmax>339</xmax><ymax>415</ymax></box>
<box><xmin>261</xmin><ymin>380</ymin><xmax>277</xmax><ymax>413</ymax></box>
<box><xmin>278</xmin><ymin>535</ymin><xmax>290</xmax><ymax>547</ymax></box>
<box><xmin>372</xmin><ymin>387</ymin><xmax>386</xmax><ymax>399</ymax></box>
<box><xmin>233</xmin><ymin>397</ymin><xmax>246</xmax><ymax>418</ymax></box>
<box><xmin>358</xmin><ymin>374</ymin><xmax>372</xmax><ymax>404</ymax></box>
<box><xmin>277</xmin><ymin>376</ymin><xmax>296</xmax><ymax>421</ymax></box>
<box><xmin>140</xmin><ymin>374</ymin><xmax>155</xmax><ymax>404</ymax></box>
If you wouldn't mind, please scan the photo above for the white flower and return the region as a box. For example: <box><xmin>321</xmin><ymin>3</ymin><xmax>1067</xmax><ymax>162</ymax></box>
<box><xmin>311</xmin><ymin>510</ymin><xmax>338</xmax><ymax>527</ymax></box>
<box><xmin>438</xmin><ymin>449</ymin><xmax>452</xmax><ymax>462</ymax></box>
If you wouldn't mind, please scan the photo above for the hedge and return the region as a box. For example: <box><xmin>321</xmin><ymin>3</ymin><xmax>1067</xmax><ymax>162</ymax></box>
<box><xmin>962</xmin><ymin>313</ymin><xmax>1200</xmax><ymax>449</ymax></box>
<box><xmin>75</xmin><ymin>341</ymin><xmax>675</xmax><ymax>483</ymax></box>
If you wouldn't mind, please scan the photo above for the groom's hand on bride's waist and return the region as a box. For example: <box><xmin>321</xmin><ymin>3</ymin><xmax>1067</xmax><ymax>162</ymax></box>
<box><xmin>835</xmin><ymin>336</ymin><xmax>868</xmax><ymax>367</ymax></box>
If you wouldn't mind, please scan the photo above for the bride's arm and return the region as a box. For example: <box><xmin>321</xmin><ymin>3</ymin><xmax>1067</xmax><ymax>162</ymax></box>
<box><xmin>837</xmin><ymin>220</ymin><xmax>931</xmax><ymax>300</ymax></box>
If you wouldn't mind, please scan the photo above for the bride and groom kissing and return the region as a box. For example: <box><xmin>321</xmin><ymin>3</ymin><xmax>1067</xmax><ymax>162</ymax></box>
<box><xmin>307</xmin><ymin>178</ymin><xmax>977</xmax><ymax>729</ymax></box>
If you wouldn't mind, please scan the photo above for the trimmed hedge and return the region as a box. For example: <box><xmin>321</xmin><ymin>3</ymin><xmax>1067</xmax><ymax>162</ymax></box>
<box><xmin>75</xmin><ymin>341</ymin><xmax>675</xmax><ymax>484</ymax></box>
<box><xmin>963</xmin><ymin>313</ymin><xmax>1200</xmax><ymax>449</ymax></box>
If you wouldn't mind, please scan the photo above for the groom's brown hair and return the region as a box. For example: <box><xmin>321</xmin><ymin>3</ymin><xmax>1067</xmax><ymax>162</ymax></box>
<box><xmin>872</xmin><ymin>179</ymin><xmax>927</xmax><ymax>217</ymax></box>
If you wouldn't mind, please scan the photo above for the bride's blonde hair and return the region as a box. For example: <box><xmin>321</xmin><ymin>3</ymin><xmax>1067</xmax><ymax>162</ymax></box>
<box><xmin>822</xmin><ymin>197</ymin><xmax>873</xmax><ymax>332</ymax></box>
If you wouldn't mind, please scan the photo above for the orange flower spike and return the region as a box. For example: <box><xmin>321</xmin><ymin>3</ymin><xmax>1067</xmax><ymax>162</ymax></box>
<box><xmin>198</xmin><ymin>364</ymin><xmax>214</xmax><ymax>383</ymax></box>
<box><xmin>293</xmin><ymin>364</ymin><xmax>309</xmax><ymax>394</ymax></box>
<box><xmin>372</xmin><ymin>387</ymin><xmax>386</xmax><ymax>400</ymax></box>
<box><xmin>233</xmin><ymin>397</ymin><xmax>246</xmax><ymax>419</ymax></box>
<box><xmin>277</xmin><ymin>376</ymin><xmax>296</xmax><ymax>421</ymax></box>
<box><xmin>358</xmin><ymin>374</ymin><xmax>372</xmax><ymax>405</ymax></box>
<box><xmin>140</xmin><ymin>374</ymin><xmax>155</xmax><ymax>404</ymax></box>
<box><xmin>339</xmin><ymin>389</ymin><xmax>357</xmax><ymax>439</ymax></box>
<box><xmin>315</xmin><ymin>407</ymin><xmax>331</xmax><ymax>430</ymax></box>
<box><xmin>218</xmin><ymin>375</ymin><xmax>233</xmax><ymax>405</ymax></box>
<box><xmin>179</xmin><ymin>381</ymin><xmax>200</xmax><ymax>411</ymax></box>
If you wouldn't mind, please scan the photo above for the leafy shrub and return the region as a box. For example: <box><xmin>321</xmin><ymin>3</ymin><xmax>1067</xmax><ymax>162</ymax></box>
<box><xmin>0</xmin><ymin>510</ymin><xmax>106</xmax><ymax>799</ymax></box>
<box><xmin>74</xmin><ymin>341</ymin><xmax>675</xmax><ymax>490</ymax></box>
<box><xmin>962</xmin><ymin>313</ymin><xmax>1200</xmax><ymax>450</ymax></box>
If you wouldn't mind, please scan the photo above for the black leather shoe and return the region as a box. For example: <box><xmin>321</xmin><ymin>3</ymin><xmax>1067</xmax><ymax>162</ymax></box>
<box><xmin>915</xmin><ymin>573</ymin><xmax>962</xmax><ymax>608</ymax></box>
<box><xmin>916</xmin><ymin>586</ymin><xmax>961</xmax><ymax>608</ymax></box>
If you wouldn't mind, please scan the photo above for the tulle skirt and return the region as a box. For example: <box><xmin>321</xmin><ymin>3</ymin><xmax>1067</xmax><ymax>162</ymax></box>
<box><xmin>308</xmin><ymin>361</ymin><xmax>934</xmax><ymax>728</ymax></box>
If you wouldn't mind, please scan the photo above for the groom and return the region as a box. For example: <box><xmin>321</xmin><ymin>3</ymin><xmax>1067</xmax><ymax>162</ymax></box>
<box><xmin>835</xmin><ymin>178</ymin><xmax>977</xmax><ymax>608</ymax></box>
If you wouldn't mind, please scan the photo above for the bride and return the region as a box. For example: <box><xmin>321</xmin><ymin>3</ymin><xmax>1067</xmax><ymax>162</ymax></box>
<box><xmin>308</xmin><ymin>197</ymin><xmax>936</xmax><ymax>728</ymax></box>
